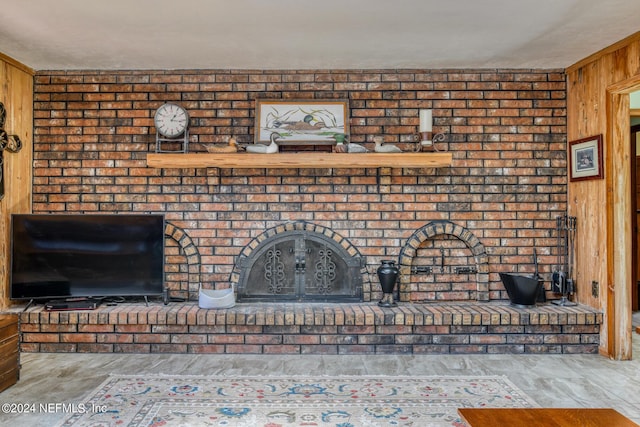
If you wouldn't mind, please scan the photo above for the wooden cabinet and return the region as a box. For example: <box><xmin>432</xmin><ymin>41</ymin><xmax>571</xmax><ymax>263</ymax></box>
<box><xmin>0</xmin><ymin>314</ymin><xmax>20</xmax><ymax>392</ymax></box>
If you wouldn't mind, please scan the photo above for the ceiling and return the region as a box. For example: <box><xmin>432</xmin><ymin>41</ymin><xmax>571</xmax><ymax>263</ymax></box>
<box><xmin>0</xmin><ymin>0</ymin><xmax>639</xmax><ymax>71</ymax></box>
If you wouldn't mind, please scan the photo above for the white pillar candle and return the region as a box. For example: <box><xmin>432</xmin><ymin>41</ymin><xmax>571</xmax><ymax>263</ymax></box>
<box><xmin>419</xmin><ymin>109</ymin><xmax>432</xmax><ymax>132</ymax></box>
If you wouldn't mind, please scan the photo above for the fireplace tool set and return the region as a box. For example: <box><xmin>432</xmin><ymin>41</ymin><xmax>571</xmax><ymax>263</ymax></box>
<box><xmin>552</xmin><ymin>214</ymin><xmax>577</xmax><ymax>306</ymax></box>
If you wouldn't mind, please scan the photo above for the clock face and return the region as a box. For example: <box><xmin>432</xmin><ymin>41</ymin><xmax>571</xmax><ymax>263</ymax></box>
<box><xmin>154</xmin><ymin>103</ymin><xmax>189</xmax><ymax>138</ymax></box>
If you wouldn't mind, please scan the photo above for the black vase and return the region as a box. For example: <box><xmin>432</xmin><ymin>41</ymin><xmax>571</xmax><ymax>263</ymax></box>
<box><xmin>377</xmin><ymin>260</ymin><xmax>399</xmax><ymax>307</ymax></box>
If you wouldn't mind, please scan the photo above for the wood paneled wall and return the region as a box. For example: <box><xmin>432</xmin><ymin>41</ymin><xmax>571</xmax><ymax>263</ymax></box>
<box><xmin>0</xmin><ymin>53</ymin><xmax>33</xmax><ymax>310</ymax></box>
<box><xmin>566</xmin><ymin>32</ymin><xmax>640</xmax><ymax>359</ymax></box>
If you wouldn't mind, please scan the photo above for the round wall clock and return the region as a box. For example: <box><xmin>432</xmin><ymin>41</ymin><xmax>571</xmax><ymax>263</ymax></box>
<box><xmin>154</xmin><ymin>103</ymin><xmax>189</xmax><ymax>138</ymax></box>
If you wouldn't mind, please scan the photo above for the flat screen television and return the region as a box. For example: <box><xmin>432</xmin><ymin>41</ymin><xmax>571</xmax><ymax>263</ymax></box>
<box><xmin>10</xmin><ymin>213</ymin><xmax>165</xmax><ymax>301</ymax></box>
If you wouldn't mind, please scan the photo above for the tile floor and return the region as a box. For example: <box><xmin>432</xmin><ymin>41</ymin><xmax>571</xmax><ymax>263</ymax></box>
<box><xmin>1</xmin><ymin>314</ymin><xmax>639</xmax><ymax>426</ymax></box>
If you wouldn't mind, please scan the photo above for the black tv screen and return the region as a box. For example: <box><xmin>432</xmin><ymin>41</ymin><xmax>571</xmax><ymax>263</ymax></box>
<box><xmin>10</xmin><ymin>214</ymin><xmax>165</xmax><ymax>300</ymax></box>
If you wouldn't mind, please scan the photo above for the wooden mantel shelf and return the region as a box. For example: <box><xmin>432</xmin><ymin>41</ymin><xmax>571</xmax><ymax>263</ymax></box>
<box><xmin>146</xmin><ymin>151</ymin><xmax>453</xmax><ymax>169</ymax></box>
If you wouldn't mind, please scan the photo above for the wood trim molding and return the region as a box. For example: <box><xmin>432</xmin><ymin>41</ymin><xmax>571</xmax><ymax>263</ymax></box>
<box><xmin>631</xmin><ymin>109</ymin><xmax>640</xmax><ymax>117</ymax></box>
<box><xmin>567</xmin><ymin>31</ymin><xmax>640</xmax><ymax>74</ymax></box>
<box><xmin>606</xmin><ymin>88</ymin><xmax>636</xmax><ymax>360</ymax></box>
<box><xmin>0</xmin><ymin>52</ymin><xmax>34</xmax><ymax>76</ymax></box>
<box><xmin>608</xmin><ymin>74</ymin><xmax>640</xmax><ymax>94</ymax></box>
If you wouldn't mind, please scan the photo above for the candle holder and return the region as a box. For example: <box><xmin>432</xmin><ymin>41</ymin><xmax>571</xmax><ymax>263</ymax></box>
<box><xmin>414</xmin><ymin>131</ymin><xmax>446</xmax><ymax>152</ymax></box>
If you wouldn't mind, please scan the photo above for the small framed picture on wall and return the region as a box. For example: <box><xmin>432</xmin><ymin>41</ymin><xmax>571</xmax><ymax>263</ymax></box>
<box><xmin>569</xmin><ymin>134</ymin><xmax>604</xmax><ymax>181</ymax></box>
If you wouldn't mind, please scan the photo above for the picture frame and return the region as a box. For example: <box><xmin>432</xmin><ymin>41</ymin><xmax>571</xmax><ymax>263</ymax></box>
<box><xmin>254</xmin><ymin>99</ymin><xmax>349</xmax><ymax>145</ymax></box>
<box><xmin>569</xmin><ymin>134</ymin><xmax>604</xmax><ymax>181</ymax></box>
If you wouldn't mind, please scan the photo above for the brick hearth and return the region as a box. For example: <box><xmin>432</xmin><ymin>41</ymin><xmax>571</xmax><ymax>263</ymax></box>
<box><xmin>16</xmin><ymin>302</ymin><xmax>601</xmax><ymax>355</ymax></box>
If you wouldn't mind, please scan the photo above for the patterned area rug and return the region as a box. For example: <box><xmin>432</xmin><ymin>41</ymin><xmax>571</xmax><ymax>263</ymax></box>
<box><xmin>57</xmin><ymin>375</ymin><xmax>537</xmax><ymax>426</ymax></box>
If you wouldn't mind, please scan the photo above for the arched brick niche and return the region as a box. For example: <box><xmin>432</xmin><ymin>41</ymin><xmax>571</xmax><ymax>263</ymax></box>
<box><xmin>230</xmin><ymin>221</ymin><xmax>368</xmax><ymax>301</ymax></box>
<box><xmin>165</xmin><ymin>222</ymin><xmax>201</xmax><ymax>301</ymax></box>
<box><xmin>398</xmin><ymin>220</ymin><xmax>489</xmax><ymax>302</ymax></box>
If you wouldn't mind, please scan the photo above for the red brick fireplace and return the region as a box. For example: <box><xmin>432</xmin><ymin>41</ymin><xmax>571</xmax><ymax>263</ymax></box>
<box><xmin>32</xmin><ymin>68</ymin><xmax>567</xmax><ymax>296</ymax></box>
<box><xmin>14</xmin><ymin>67</ymin><xmax>602</xmax><ymax>355</ymax></box>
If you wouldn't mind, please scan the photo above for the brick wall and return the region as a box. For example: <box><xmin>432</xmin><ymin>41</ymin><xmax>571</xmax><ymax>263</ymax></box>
<box><xmin>19</xmin><ymin>302</ymin><xmax>601</xmax><ymax>355</ymax></box>
<box><xmin>32</xmin><ymin>69</ymin><xmax>567</xmax><ymax>301</ymax></box>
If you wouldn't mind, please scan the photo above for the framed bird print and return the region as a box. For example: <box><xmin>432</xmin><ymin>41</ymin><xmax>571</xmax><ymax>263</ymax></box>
<box><xmin>569</xmin><ymin>134</ymin><xmax>603</xmax><ymax>181</ymax></box>
<box><xmin>254</xmin><ymin>99</ymin><xmax>349</xmax><ymax>146</ymax></box>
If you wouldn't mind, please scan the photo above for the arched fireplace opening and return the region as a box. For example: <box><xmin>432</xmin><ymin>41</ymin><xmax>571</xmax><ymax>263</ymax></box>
<box><xmin>231</xmin><ymin>221</ymin><xmax>365</xmax><ymax>302</ymax></box>
<box><xmin>164</xmin><ymin>222</ymin><xmax>202</xmax><ymax>301</ymax></box>
<box><xmin>398</xmin><ymin>220</ymin><xmax>489</xmax><ymax>302</ymax></box>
